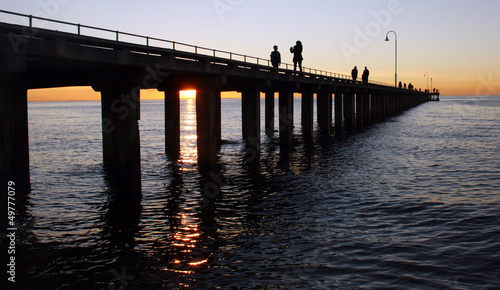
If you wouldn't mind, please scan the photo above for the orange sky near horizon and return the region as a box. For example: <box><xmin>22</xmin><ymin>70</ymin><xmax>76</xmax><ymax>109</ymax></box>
<box><xmin>27</xmin><ymin>80</ymin><xmax>488</xmax><ymax>102</ymax></box>
<box><xmin>27</xmin><ymin>88</ymin><xmax>314</xmax><ymax>103</ymax></box>
<box><xmin>27</xmin><ymin>87</ymin><xmax>244</xmax><ymax>102</ymax></box>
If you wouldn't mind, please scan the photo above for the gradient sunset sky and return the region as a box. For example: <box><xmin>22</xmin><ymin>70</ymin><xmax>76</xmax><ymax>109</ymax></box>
<box><xmin>1</xmin><ymin>0</ymin><xmax>499</xmax><ymax>101</ymax></box>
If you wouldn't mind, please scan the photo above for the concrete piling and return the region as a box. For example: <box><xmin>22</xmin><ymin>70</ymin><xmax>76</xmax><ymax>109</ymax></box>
<box><xmin>164</xmin><ymin>90</ymin><xmax>181</xmax><ymax>159</ymax></box>
<box><xmin>279</xmin><ymin>90</ymin><xmax>293</xmax><ymax>148</ymax></box>
<box><xmin>196</xmin><ymin>88</ymin><xmax>220</xmax><ymax>172</ymax></box>
<box><xmin>241</xmin><ymin>89</ymin><xmax>261</xmax><ymax>151</ymax></box>
<box><xmin>301</xmin><ymin>91</ymin><xmax>314</xmax><ymax>139</ymax></box>
<box><xmin>0</xmin><ymin>80</ymin><xmax>30</xmax><ymax>194</ymax></box>
<box><xmin>317</xmin><ymin>91</ymin><xmax>332</xmax><ymax>135</ymax></box>
<box><xmin>99</xmin><ymin>85</ymin><xmax>142</xmax><ymax>195</ymax></box>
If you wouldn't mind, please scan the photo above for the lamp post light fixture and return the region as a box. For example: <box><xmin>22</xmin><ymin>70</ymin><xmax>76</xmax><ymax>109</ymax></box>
<box><xmin>385</xmin><ymin>30</ymin><xmax>397</xmax><ymax>87</ymax></box>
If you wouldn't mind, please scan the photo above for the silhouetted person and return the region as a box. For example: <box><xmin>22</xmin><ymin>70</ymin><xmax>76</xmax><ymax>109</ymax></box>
<box><xmin>408</xmin><ymin>83</ymin><xmax>414</xmax><ymax>90</ymax></box>
<box><xmin>362</xmin><ymin>66</ymin><xmax>369</xmax><ymax>82</ymax></box>
<box><xmin>351</xmin><ymin>66</ymin><xmax>358</xmax><ymax>81</ymax></box>
<box><xmin>290</xmin><ymin>41</ymin><xmax>303</xmax><ymax>72</ymax></box>
<box><xmin>270</xmin><ymin>45</ymin><xmax>281</xmax><ymax>68</ymax></box>
<box><xmin>404</xmin><ymin>83</ymin><xmax>407</xmax><ymax>89</ymax></box>
<box><xmin>398</xmin><ymin>81</ymin><xmax>402</xmax><ymax>88</ymax></box>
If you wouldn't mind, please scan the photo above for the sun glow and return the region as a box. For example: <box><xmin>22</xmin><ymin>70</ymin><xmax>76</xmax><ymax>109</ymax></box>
<box><xmin>180</xmin><ymin>90</ymin><xmax>196</xmax><ymax>99</ymax></box>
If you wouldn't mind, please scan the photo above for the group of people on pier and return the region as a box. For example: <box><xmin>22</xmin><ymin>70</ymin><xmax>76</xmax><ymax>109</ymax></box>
<box><xmin>398</xmin><ymin>81</ymin><xmax>414</xmax><ymax>90</ymax></box>
<box><xmin>270</xmin><ymin>41</ymin><xmax>303</xmax><ymax>72</ymax></box>
<box><xmin>270</xmin><ymin>41</ymin><xmax>436</xmax><ymax>93</ymax></box>
<box><xmin>270</xmin><ymin>41</ymin><xmax>371</xmax><ymax>82</ymax></box>
<box><xmin>351</xmin><ymin>66</ymin><xmax>370</xmax><ymax>82</ymax></box>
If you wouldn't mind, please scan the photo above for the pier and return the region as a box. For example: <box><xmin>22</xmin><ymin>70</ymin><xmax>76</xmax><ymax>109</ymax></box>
<box><xmin>429</xmin><ymin>93</ymin><xmax>440</xmax><ymax>101</ymax></box>
<box><xmin>0</xmin><ymin>11</ymin><xmax>431</xmax><ymax>196</ymax></box>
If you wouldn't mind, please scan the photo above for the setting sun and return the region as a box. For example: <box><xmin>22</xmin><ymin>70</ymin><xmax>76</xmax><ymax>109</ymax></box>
<box><xmin>180</xmin><ymin>90</ymin><xmax>196</xmax><ymax>99</ymax></box>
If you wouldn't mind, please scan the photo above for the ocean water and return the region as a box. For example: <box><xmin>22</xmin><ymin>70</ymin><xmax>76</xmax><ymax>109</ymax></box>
<box><xmin>16</xmin><ymin>95</ymin><xmax>500</xmax><ymax>289</ymax></box>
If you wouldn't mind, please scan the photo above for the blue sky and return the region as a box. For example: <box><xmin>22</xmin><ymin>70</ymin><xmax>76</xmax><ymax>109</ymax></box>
<box><xmin>2</xmin><ymin>0</ymin><xmax>500</xmax><ymax>95</ymax></box>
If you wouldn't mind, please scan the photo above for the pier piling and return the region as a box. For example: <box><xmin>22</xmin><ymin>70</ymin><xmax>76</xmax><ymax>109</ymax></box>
<box><xmin>362</xmin><ymin>92</ymin><xmax>370</xmax><ymax>124</ymax></box>
<box><xmin>356</xmin><ymin>92</ymin><xmax>364</xmax><ymax>126</ymax></box>
<box><xmin>241</xmin><ymin>89</ymin><xmax>261</xmax><ymax>151</ymax></box>
<box><xmin>301</xmin><ymin>91</ymin><xmax>314</xmax><ymax>139</ymax></box>
<box><xmin>334</xmin><ymin>92</ymin><xmax>343</xmax><ymax>131</ymax></box>
<box><xmin>317</xmin><ymin>91</ymin><xmax>332</xmax><ymax>135</ymax></box>
<box><xmin>265</xmin><ymin>91</ymin><xmax>275</xmax><ymax>137</ymax></box>
<box><xmin>164</xmin><ymin>90</ymin><xmax>181</xmax><ymax>159</ymax></box>
<box><xmin>98</xmin><ymin>85</ymin><xmax>142</xmax><ymax>195</ymax></box>
<box><xmin>344</xmin><ymin>91</ymin><xmax>356</xmax><ymax>131</ymax></box>
<box><xmin>196</xmin><ymin>88</ymin><xmax>220</xmax><ymax>172</ymax></box>
<box><xmin>279</xmin><ymin>90</ymin><xmax>294</xmax><ymax>148</ymax></box>
<box><xmin>0</xmin><ymin>80</ymin><xmax>30</xmax><ymax>193</ymax></box>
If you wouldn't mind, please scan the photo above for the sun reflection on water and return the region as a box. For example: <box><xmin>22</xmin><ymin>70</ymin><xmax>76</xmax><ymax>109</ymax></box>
<box><xmin>183</xmin><ymin>98</ymin><xmax>197</xmax><ymax>130</ymax></box>
<box><xmin>161</xmin><ymin>96</ymin><xmax>211</xmax><ymax>274</ymax></box>
<box><xmin>179</xmin><ymin>98</ymin><xmax>198</xmax><ymax>167</ymax></box>
<box><xmin>162</xmin><ymin>213</ymin><xmax>209</xmax><ymax>274</ymax></box>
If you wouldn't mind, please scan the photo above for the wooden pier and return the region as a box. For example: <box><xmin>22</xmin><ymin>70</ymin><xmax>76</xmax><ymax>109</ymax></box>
<box><xmin>0</xmin><ymin>11</ymin><xmax>432</xmax><ymax>196</ymax></box>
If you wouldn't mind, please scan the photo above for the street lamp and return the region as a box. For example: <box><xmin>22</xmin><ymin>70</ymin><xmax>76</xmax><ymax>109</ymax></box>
<box><xmin>385</xmin><ymin>30</ymin><xmax>397</xmax><ymax>87</ymax></box>
<box><xmin>424</xmin><ymin>72</ymin><xmax>429</xmax><ymax>92</ymax></box>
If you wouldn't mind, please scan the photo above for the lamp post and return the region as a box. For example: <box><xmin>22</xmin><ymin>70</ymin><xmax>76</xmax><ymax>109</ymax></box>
<box><xmin>385</xmin><ymin>30</ymin><xmax>397</xmax><ymax>87</ymax></box>
<box><xmin>424</xmin><ymin>72</ymin><xmax>429</xmax><ymax>92</ymax></box>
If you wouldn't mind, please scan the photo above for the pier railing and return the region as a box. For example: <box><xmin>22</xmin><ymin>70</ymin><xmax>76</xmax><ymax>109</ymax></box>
<box><xmin>0</xmin><ymin>9</ymin><xmax>391</xmax><ymax>87</ymax></box>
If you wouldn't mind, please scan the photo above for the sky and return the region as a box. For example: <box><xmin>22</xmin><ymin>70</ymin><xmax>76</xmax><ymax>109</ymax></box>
<box><xmin>1</xmin><ymin>0</ymin><xmax>500</xmax><ymax>101</ymax></box>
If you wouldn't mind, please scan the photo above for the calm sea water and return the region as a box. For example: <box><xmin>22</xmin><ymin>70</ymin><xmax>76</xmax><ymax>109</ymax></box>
<box><xmin>16</xmin><ymin>95</ymin><xmax>500</xmax><ymax>289</ymax></box>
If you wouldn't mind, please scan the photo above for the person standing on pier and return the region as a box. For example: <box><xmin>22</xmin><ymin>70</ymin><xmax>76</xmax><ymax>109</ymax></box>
<box><xmin>351</xmin><ymin>66</ymin><xmax>358</xmax><ymax>81</ymax></box>
<box><xmin>362</xmin><ymin>66</ymin><xmax>369</xmax><ymax>82</ymax></box>
<box><xmin>290</xmin><ymin>41</ymin><xmax>303</xmax><ymax>72</ymax></box>
<box><xmin>270</xmin><ymin>45</ymin><xmax>281</xmax><ymax>68</ymax></box>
